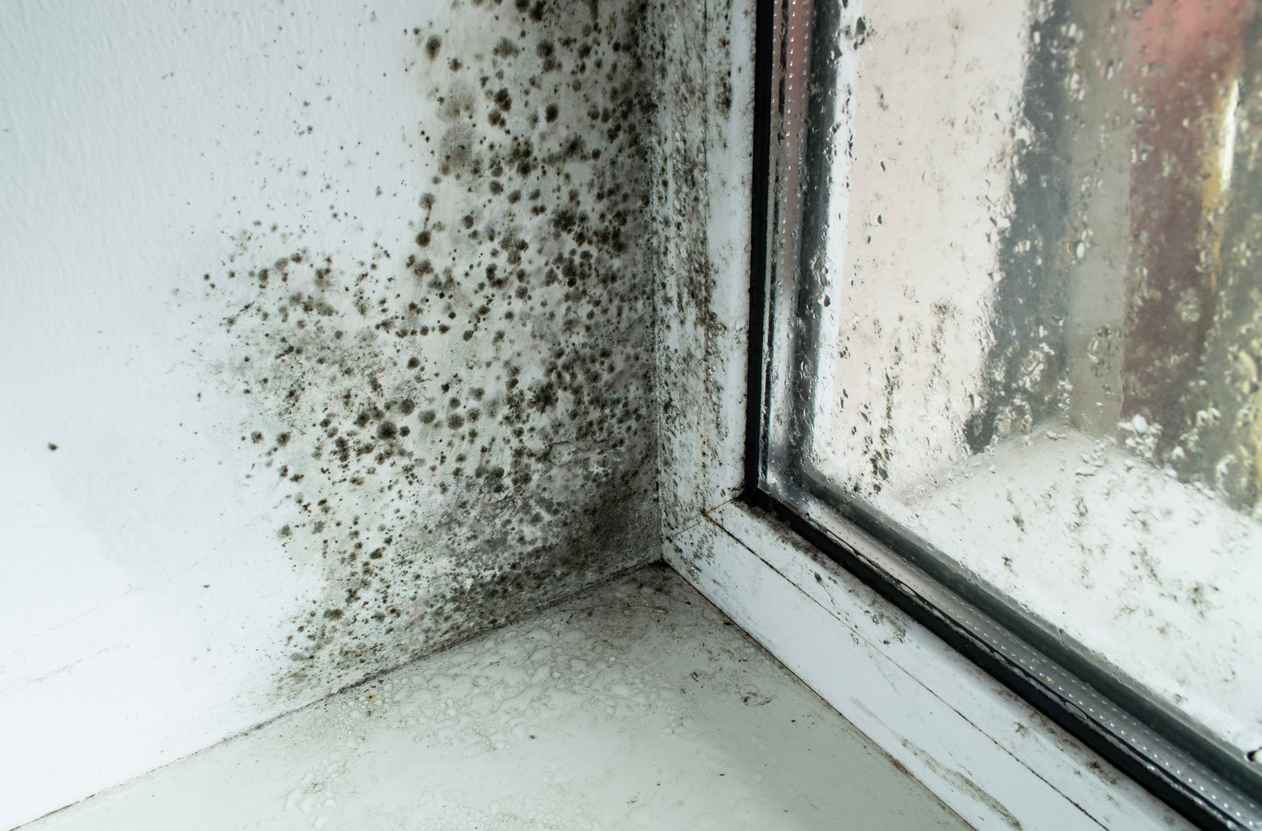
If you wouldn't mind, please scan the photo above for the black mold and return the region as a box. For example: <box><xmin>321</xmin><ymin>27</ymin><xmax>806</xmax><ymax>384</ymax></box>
<box><xmin>198</xmin><ymin>0</ymin><xmax>661</xmax><ymax>698</ymax></box>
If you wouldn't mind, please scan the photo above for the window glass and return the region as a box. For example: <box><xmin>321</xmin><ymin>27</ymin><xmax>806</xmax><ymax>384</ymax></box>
<box><xmin>763</xmin><ymin>0</ymin><xmax>1262</xmax><ymax>763</ymax></box>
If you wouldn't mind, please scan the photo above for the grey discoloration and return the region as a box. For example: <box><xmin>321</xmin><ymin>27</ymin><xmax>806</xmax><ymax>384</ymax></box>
<box><xmin>899</xmin><ymin>738</ymin><xmax>1024</xmax><ymax>831</ymax></box>
<box><xmin>196</xmin><ymin>0</ymin><xmax>660</xmax><ymax>697</ymax></box>
<box><xmin>650</xmin><ymin>0</ymin><xmax>745</xmax><ymax>536</ymax></box>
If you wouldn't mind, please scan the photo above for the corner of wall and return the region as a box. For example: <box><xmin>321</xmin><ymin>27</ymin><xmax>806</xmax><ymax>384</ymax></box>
<box><xmin>649</xmin><ymin>0</ymin><xmax>756</xmax><ymax>556</ymax></box>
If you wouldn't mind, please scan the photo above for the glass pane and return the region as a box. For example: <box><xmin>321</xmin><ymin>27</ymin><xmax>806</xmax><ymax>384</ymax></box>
<box><xmin>764</xmin><ymin>0</ymin><xmax>1262</xmax><ymax>767</ymax></box>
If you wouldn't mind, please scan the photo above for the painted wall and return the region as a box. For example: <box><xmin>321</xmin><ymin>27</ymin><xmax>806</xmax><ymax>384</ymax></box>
<box><xmin>0</xmin><ymin>1</ymin><xmax>659</xmax><ymax>826</ymax></box>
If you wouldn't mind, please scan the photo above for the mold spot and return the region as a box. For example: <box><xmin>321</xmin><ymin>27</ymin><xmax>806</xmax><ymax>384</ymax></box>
<box><xmin>195</xmin><ymin>0</ymin><xmax>662</xmax><ymax>700</ymax></box>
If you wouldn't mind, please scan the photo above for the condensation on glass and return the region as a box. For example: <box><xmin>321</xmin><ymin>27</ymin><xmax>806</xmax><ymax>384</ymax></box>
<box><xmin>760</xmin><ymin>0</ymin><xmax>1262</xmax><ymax>818</ymax></box>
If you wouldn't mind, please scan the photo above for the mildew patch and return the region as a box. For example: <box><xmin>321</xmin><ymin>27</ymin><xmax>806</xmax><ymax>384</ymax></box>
<box><xmin>647</xmin><ymin>0</ymin><xmax>744</xmax><ymax>534</ymax></box>
<box><xmin>195</xmin><ymin>0</ymin><xmax>659</xmax><ymax>698</ymax></box>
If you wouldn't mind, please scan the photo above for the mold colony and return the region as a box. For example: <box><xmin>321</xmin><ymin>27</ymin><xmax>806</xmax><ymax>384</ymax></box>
<box><xmin>197</xmin><ymin>0</ymin><xmax>659</xmax><ymax>695</ymax></box>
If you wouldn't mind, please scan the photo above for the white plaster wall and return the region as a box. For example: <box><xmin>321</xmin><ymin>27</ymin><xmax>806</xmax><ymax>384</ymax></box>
<box><xmin>2</xmin><ymin>7</ymin><xmax>375</xmax><ymax>824</ymax></box>
<box><xmin>0</xmin><ymin>2</ymin><xmax>658</xmax><ymax>826</ymax></box>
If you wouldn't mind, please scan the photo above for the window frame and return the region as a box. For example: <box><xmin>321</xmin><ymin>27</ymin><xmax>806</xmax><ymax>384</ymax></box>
<box><xmin>738</xmin><ymin>0</ymin><xmax>1262</xmax><ymax>828</ymax></box>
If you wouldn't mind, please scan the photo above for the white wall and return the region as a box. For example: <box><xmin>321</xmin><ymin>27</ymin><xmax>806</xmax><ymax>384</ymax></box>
<box><xmin>0</xmin><ymin>2</ymin><xmax>658</xmax><ymax>826</ymax></box>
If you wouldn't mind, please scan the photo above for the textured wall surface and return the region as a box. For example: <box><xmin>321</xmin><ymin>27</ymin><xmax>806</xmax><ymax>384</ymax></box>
<box><xmin>0</xmin><ymin>1</ymin><xmax>659</xmax><ymax>826</ymax></box>
<box><xmin>650</xmin><ymin>0</ymin><xmax>752</xmax><ymax>537</ymax></box>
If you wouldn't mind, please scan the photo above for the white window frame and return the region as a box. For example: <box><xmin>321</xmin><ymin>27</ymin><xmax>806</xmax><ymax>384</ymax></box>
<box><xmin>653</xmin><ymin>1</ymin><xmax>1212</xmax><ymax>827</ymax></box>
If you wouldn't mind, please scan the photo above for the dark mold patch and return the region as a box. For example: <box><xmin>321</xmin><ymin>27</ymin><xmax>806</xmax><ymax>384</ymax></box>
<box><xmin>646</xmin><ymin>0</ymin><xmax>744</xmax><ymax>532</ymax></box>
<box><xmin>197</xmin><ymin>0</ymin><xmax>660</xmax><ymax>699</ymax></box>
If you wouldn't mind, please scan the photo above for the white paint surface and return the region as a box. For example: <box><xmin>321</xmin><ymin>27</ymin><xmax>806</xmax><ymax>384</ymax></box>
<box><xmin>1</xmin><ymin>5</ymin><xmax>410</xmax><ymax>824</ymax></box>
<box><xmin>23</xmin><ymin>567</ymin><xmax>965</xmax><ymax>831</ymax></box>
<box><xmin>0</xmin><ymin>2</ymin><xmax>656</xmax><ymax>826</ymax></box>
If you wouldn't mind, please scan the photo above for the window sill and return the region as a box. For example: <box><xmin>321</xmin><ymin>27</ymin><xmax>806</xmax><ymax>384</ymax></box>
<box><xmin>666</xmin><ymin>499</ymin><xmax>1191</xmax><ymax>831</ymax></box>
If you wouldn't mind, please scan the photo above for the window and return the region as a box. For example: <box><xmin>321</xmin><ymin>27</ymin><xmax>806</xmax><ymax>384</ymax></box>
<box><xmin>749</xmin><ymin>0</ymin><xmax>1262</xmax><ymax>826</ymax></box>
